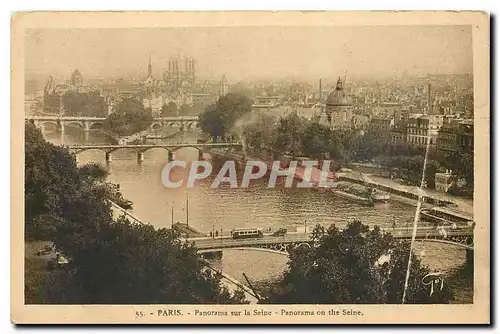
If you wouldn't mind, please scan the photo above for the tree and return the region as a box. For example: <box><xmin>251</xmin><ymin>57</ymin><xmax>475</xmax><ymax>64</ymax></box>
<box><xmin>60</xmin><ymin>216</ymin><xmax>248</xmax><ymax>304</ymax></box>
<box><xmin>25</xmin><ymin>121</ymin><xmax>80</xmax><ymax>240</ymax></box>
<box><xmin>78</xmin><ymin>162</ymin><xmax>109</xmax><ymax>184</ymax></box>
<box><xmin>242</xmin><ymin>113</ymin><xmax>277</xmax><ymax>157</ymax></box>
<box><xmin>355</xmin><ymin>129</ymin><xmax>392</xmax><ymax>161</ymax></box>
<box><xmin>300</xmin><ymin>122</ymin><xmax>332</xmax><ymax>159</ymax></box>
<box><xmin>62</xmin><ymin>90</ymin><xmax>107</xmax><ymax>117</ymax></box>
<box><xmin>161</xmin><ymin>102</ymin><xmax>178</xmax><ymax>117</ymax></box>
<box><xmin>272</xmin><ymin>112</ymin><xmax>304</xmax><ymax>159</ymax></box>
<box><xmin>25</xmin><ymin>122</ymin><xmax>247</xmax><ymax>304</ymax></box>
<box><xmin>103</xmin><ymin>98</ymin><xmax>153</xmax><ymax>136</ymax></box>
<box><xmin>264</xmin><ymin>221</ymin><xmax>452</xmax><ymax>304</ymax></box>
<box><xmin>443</xmin><ymin>151</ymin><xmax>474</xmax><ymax>186</ymax></box>
<box><xmin>199</xmin><ymin>93</ymin><xmax>253</xmax><ymax>140</ymax></box>
<box><xmin>178</xmin><ymin>104</ymin><xmax>194</xmax><ymax>116</ymax></box>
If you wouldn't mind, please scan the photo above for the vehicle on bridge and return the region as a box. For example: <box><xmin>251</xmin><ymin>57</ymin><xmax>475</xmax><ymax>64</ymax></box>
<box><xmin>272</xmin><ymin>228</ymin><xmax>287</xmax><ymax>237</ymax></box>
<box><xmin>231</xmin><ymin>228</ymin><xmax>264</xmax><ymax>239</ymax></box>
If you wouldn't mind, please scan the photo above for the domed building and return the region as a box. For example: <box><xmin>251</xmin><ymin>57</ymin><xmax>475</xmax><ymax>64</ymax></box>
<box><xmin>319</xmin><ymin>77</ymin><xmax>354</xmax><ymax>130</ymax></box>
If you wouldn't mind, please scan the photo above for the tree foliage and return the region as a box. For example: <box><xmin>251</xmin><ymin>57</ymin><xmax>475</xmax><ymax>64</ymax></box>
<box><xmin>272</xmin><ymin>113</ymin><xmax>305</xmax><ymax>159</ymax></box>
<box><xmin>178</xmin><ymin>104</ymin><xmax>195</xmax><ymax>116</ymax></box>
<box><xmin>25</xmin><ymin>121</ymin><xmax>81</xmax><ymax>241</ymax></box>
<box><xmin>59</xmin><ymin>217</ymin><xmax>248</xmax><ymax>304</ymax></box>
<box><xmin>103</xmin><ymin>98</ymin><xmax>153</xmax><ymax>136</ymax></box>
<box><xmin>264</xmin><ymin>221</ymin><xmax>453</xmax><ymax>304</ymax></box>
<box><xmin>199</xmin><ymin>93</ymin><xmax>253</xmax><ymax>140</ymax></box>
<box><xmin>242</xmin><ymin>114</ymin><xmax>361</xmax><ymax>163</ymax></box>
<box><xmin>62</xmin><ymin>90</ymin><xmax>108</xmax><ymax>117</ymax></box>
<box><xmin>161</xmin><ymin>102</ymin><xmax>178</xmax><ymax>117</ymax></box>
<box><xmin>242</xmin><ymin>113</ymin><xmax>277</xmax><ymax>157</ymax></box>
<box><xmin>24</xmin><ymin>122</ymin><xmax>248</xmax><ymax>304</ymax></box>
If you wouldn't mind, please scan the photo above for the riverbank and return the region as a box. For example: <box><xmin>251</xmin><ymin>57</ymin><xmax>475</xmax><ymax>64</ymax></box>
<box><xmin>338</xmin><ymin>172</ymin><xmax>473</xmax><ymax>215</ymax></box>
<box><xmin>206</xmin><ymin>149</ymin><xmax>472</xmax><ymax>215</ymax></box>
<box><xmin>102</xmin><ymin>127</ymin><xmax>181</xmax><ymax>146</ymax></box>
<box><xmin>25</xmin><ymin>240</ymin><xmax>70</xmax><ymax>304</ymax></box>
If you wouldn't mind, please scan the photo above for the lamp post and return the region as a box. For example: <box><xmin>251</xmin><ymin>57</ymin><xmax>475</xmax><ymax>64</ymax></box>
<box><xmin>186</xmin><ymin>192</ymin><xmax>189</xmax><ymax>227</ymax></box>
<box><xmin>212</xmin><ymin>224</ymin><xmax>215</xmax><ymax>239</ymax></box>
<box><xmin>171</xmin><ymin>203</ymin><xmax>174</xmax><ymax>230</ymax></box>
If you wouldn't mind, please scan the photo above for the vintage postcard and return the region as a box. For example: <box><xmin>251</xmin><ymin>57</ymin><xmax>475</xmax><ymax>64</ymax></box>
<box><xmin>11</xmin><ymin>11</ymin><xmax>490</xmax><ymax>324</ymax></box>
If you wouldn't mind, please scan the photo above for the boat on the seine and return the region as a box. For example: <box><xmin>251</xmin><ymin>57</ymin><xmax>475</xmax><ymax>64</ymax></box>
<box><xmin>330</xmin><ymin>183</ymin><xmax>374</xmax><ymax>206</ymax></box>
<box><xmin>368</xmin><ymin>187</ymin><xmax>391</xmax><ymax>204</ymax></box>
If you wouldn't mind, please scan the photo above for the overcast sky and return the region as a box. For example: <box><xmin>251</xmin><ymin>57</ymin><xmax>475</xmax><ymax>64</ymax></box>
<box><xmin>25</xmin><ymin>25</ymin><xmax>472</xmax><ymax>82</ymax></box>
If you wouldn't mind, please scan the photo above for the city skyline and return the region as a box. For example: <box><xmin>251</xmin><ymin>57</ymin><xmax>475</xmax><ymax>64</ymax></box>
<box><xmin>25</xmin><ymin>25</ymin><xmax>473</xmax><ymax>84</ymax></box>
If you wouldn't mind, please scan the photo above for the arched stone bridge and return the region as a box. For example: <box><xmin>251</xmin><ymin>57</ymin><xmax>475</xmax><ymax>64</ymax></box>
<box><xmin>193</xmin><ymin>227</ymin><xmax>474</xmax><ymax>257</ymax></box>
<box><xmin>67</xmin><ymin>142</ymin><xmax>242</xmax><ymax>163</ymax></box>
<box><xmin>25</xmin><ymin>115</ymin><xmax>199</xmax><ymax>132</ymax></box>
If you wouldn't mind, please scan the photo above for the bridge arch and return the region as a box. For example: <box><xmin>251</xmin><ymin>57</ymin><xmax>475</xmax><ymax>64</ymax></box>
<box><xmin>170</xmin><ymin>145</ymin><xmax>203</xmax><ymax>153</ymax></box>
<box><xmin>89</xmin><ymin>122</ymin><xmax>104</xmax><ymax>130</ymax></box>
<box><xmin>198</xmin><ymin>247</ymin><xmax>288</xmax><ymax>257</ymax></box>
<box><xmin>414</xmin><ymin>237</ymin><xmax>474</xmax><ymax>250</ymax></box>
<box><xmin>138</xmin><ymin>146</ymin><xmax>173</xmax><ymax>154</ymax></box>
<box><xmin>37</xmin><ymin>121</ymin><xmax>59</xmax><ymax>131</ymax></box>
<box><xmin>295</xmin><ymin>242</ymin><xmax>312</xmax><ymax>249</ymax></box>
<box><xmin>65</xmin><ymin>122</ymin><xmax>85</xmax><ymax>129</ymax></box>
<box><xmin>167</xmin><ymin>122</ymin><xmax>181</xmax><ymax>128</ymax></box>
<box><xmin>72</xmin><ymin>147</ymin><xmax>109</xmax><ymax>154</ymax></box>
<box><xmin>151</xmin><ymin>123</ymin><xmax>162</xmax><ymax>130</ymax></box>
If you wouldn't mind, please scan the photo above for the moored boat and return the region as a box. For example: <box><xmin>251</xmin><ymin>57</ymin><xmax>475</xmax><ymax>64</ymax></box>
<box><xmin>330</xmin><ymin>185</ymin><xmax>374</xmax><ymax>206</ymax></box>
<box><xmin>368</xmin><ymin>187</ymin><xmax>391</xmax><ymax>203</ymax></box>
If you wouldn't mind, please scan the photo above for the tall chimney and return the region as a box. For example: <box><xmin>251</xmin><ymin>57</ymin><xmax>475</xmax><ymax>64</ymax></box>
<box><xmin>319</xmin><ymin>78</ymin><xmax>322</xmax><ymax>100</ymax></box>
<box><xmin>427</xmin><ymin>82</ymin><xmax>432</xmax><ymax>114</ymax></box>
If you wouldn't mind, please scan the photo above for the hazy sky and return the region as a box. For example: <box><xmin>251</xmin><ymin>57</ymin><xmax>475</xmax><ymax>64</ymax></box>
<box><xmin>25</xmin><ymin>26</ymin><xmax>472</xmax><ymax>82</ymax></box>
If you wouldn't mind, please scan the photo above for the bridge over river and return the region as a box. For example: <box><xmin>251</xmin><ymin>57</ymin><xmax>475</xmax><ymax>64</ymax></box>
<box><xmin>25</xmin><ymin>115</ymin><xmax>200</xmax><ymax>132</ymax></box>
<box><xmin>192</xmin><ymin>226</ymin><xmax>474</xmax><ymax>256</ymax></box>
<box><xmin>67</xmin><ymin>142</ymin><xmax>242</xmax><ymax>163</ymax></box>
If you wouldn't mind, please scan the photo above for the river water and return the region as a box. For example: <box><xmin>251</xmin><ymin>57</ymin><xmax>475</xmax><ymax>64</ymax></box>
<box><xmin>42</xmin><ymin>128</ymin><xmax>468</xmax><ymax>286</ymax></box>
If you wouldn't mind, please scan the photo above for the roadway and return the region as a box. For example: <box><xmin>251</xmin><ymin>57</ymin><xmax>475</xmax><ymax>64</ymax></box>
<box><xmin>26</xmin><ymin>115</ymin><xmax>199</xmax><ymax>121</ymax></box>
<box><xmin>67</xmin><ymin>142</ymin><xmax>242</xmax><ymax>149</ymax></box>
<box><xmin>190</xmin><ymin>226</ymin><xmax>473</xmax><ymax>251</ymax></box>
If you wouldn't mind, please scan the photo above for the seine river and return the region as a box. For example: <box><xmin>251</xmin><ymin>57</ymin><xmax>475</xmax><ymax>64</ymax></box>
<box><xmin>43</xmin><ymin>128</ymin><xmax>468</xmax><ymax>286</ymax></box>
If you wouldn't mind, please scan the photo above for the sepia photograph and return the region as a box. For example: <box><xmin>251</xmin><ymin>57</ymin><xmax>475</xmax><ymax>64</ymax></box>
<box><xmin>11</xmin><ymin>11</ymin><xmax>490</xmax><ymax>324</ymax></box>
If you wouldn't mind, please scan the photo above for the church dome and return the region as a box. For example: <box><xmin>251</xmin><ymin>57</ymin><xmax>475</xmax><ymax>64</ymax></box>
<box><xmin>326</xmin><ymin>77</ymin><xmax>352</xmax><ymax>106</ymax></box>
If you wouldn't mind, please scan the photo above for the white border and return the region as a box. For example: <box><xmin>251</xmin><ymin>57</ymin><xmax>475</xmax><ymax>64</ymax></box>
<box><xmin>4</xmin><ymin>1</ymin><xmax>497</xmax><ymax>333</ymax></box>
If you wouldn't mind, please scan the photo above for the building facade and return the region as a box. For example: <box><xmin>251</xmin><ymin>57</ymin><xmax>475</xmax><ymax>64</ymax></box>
<box><xmin>369</xmin><ymin>116</ymin><xmax>394</xmax><ymax>133</ymax></box>
<box><xmin>436</xmin><ymin>118</ymin><xmax>474</xmax><ymax>154</ymax></box>
<box><xmin>436</xmin><ymin>119</ymin><xmax>460</xmax><ymax>153</ymax></box>
<box><xmin>163</xmin><ymin>55</ymin><xmax>196</xmax><ymax>93</ymax></box>
<box><xmin>319</xmin><ymin>77</ymin><xmax>353</xmax><ymax>130</ymax></box>
<box><xmin>435</xmin><ymin>171</ymin><xmax>453</xmax><ymax>193</ymax></box>
<box><xmin>457</xmin><ymin>120</ymin><xmax>474</xmax><ymax>153</ymax></box>
<box><xmin>407</xmin><ymin>115</ymin><xmax>444</xmax><ymax>148</ymax></box>
<box><xmin>390</xmin><ymin>119</ymin><xmax>408</xmax><ymax>144</ymax></box>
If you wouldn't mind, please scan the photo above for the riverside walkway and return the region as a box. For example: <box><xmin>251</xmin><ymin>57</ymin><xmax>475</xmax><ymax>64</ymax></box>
<box><xmin>337</xmin><ymin>171</ymin><xmax>473</xmax><ymax>215</ymax></box>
